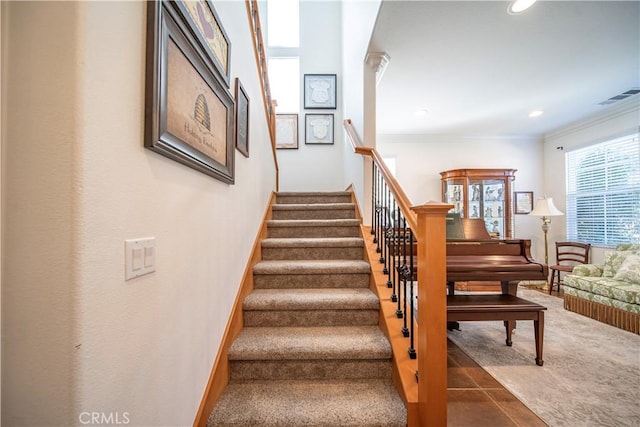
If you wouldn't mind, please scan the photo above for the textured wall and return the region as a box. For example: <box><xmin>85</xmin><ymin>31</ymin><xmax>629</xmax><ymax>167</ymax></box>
<box><xmin>2</xmin><ymin>1</ymin><xmax>276</xmax><ymax>425</ymax></box>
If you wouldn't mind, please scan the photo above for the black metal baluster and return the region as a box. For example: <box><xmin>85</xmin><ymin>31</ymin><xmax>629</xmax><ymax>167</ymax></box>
<box><xmin>373</xmin><ymin>166</ymin><xmax>379</xmax><ymax>245</ymax></box>
<box><xmin>390</xmin><ymin>206</ymin><xmax>399</xmax><ymax>300</ymax></box>
<box><xmin>371</xmin><ymin>164</ymin><xmax>377</xmax><ymax>236</ymax></box>
<box><xmin>396</xmin><ymin>210</ymin><xmax>406</xmax><ymax>320</ymax></box>
<box><xmin>380</xmin><ymin>180</ymin><xmax>388</xmax><ymax>265</ymax></box>
<box><xmin>408</xmin><ymin>229</ymin><xmax>417</xmax><ymax>358</ymax></box>
<box><xmin>386</xmin><ymin>198</ymin><xmax>397</xmax><ymax>289</ymax></box>
<box><xmin>400</xmin><ymin>211</ymin><xmax>410</xmax><ymax>338</ymax></box>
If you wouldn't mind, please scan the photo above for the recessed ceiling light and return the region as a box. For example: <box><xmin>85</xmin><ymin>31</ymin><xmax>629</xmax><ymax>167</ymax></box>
<box><xmin>508</xmin><ymin>0</ymin><xmax>537</xmax><ymax>14</ymax></box>
<box><xmin>414</xmin><ymin>109</ymin><xmax>428</xmax><ymax>116</ymax></box>
<box><xmin>529</xmin><ymin>110</ymin><xmax>543</xmax><ymax>118</ymax></box>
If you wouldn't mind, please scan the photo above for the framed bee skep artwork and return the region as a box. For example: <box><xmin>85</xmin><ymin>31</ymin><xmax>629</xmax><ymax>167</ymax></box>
<box><xmin>145</xmin><ymin>0</ymin><xmax>235</xmax><ymax>183</ymax></box>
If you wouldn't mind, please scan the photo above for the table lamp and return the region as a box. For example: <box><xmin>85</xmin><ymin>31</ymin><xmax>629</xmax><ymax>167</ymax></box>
<box><xmin>529</xmin><ymin>197</ymin><xmax>564</xmax><ymax>265</ymax></box>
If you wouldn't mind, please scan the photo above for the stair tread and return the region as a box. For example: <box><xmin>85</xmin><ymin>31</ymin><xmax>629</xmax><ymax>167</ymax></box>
<box><xmin>272</xmin><ymin>203</ymin><xmax>355</xmax><ymax>210</ymax></box>
<box><xmin>207</xmin><ymin>378</ymin><xmax>406</xmax><ymax>427</ymax></box>
<box><xmin>244</xmin><ymin>288</ymin><xmax>379</xmax><ymax>310</ymax></box>
<box><xmin>228</xmin><ymin>326</ymin><xmax>391</xmax><ymax>360</ymax></box>
<box><xmin>277</xmin><ymin>191</ymin><xmax>351</xmax><ymax>196</ymax></box>
<box><xmin>261</xmin><ymin>237</ymin><xmax>364</xmax><ymax>248</ymax></box>
<box><xmin>253</xmin><ymin>259</ymin><xmax>371</xmax><ymax>274</ymax></box>
<box><xmin>267</xmin><ymin>218</ymin><xmax>360</xmax><ymax>226</ymax></box>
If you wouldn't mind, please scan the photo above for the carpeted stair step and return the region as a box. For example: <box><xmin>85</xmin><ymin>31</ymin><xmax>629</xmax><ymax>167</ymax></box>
<box><xmin>252</xmin><ymin>259</ymin><xmax>371</xmax><ymax>289</ymax></box>
<box><xmin>267</xmin><ymin>218</ymin><xmax>361</xmax><ymax>238</ymax></box>
<box><xmin>276</xmin><ymin>191</ymin><xmax>353</xmax><ymax>205</ymax></box>
<box><xmin>271</xmin><ymin>202</ymin><xmax>357</xmax><ymax>220</ymax></box>
<box><xmin>261</xmin><ymin>237</ymin><xmax>364</xmax><ymax>260</ymax></box>
<box><xmin>243</xmin><ymin>288</ymin><xmax>379</xmax><ymax>327</ymax></box>
<box><xmin>207</xmin><ymin>378</ymin><xmax>407</xmax><ymax>427</ymax></box>
<box><xmin>227</xmin><ymin>325</ymin><xmax>391</xmax><ymax>381</ymax></box>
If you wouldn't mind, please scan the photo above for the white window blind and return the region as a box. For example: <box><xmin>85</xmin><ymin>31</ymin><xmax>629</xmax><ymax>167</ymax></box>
<box><xmin>566</xmin><ymin>134</ymin><xmax>640</xmax><ymax>246</ymax></box>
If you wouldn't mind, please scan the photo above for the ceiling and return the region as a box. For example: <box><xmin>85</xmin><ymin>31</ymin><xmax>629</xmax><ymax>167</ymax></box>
<box><xmin>369</xmin><ymin>1</ymin><xmax>640</xmax><ymax>137</ymax></box>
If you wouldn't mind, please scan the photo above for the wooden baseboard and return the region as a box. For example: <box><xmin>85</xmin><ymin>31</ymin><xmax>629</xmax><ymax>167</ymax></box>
<box><xmin>564</xmin><ymin>293</ymin><xmax>640</xmax><ymax>334</ymax></box>
<box><xmin>193</xmin><ymin>192</ymin><xmax>276</xmax><ymax>427</ymax></box>
<box><xmin>362</xmin><ymin>224</ymin><xmax>420</xmax><ymax>426</ymax></box>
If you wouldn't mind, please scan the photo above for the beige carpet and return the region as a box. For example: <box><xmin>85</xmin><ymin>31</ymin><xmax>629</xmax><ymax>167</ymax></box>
<box><xmin>447</xmin><ymin>288</ymin><xmax>640</xmax><ymax>427</ymax></box>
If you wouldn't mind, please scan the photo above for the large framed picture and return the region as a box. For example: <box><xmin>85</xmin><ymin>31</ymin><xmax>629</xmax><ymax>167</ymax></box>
<box><xmin>173</xmin><ymin>0</ymin><xmax>231</xmax><ymax>87</ymax></box>
<box><xmin>275</xmin><ymin>114</ymin><xmax>298</xmax><ymax>149</ymax></box>
<box><xmin>515</xmin><ymin>191</ymin><xmax>534</xmax><ymax>214</ymax></box>
<box><xmin>145</xmin><ymin>1</ymin><xmax>235</xmax><ymax>184</ymax></box>
<box><xmin>235</xmin><ymin>78</ymin><xmax>249</xmax><ymax>157</ymax></box>
<box><xmin>305</xmin><ymin>114</ymin><xmax>334</xmax><ymax>145</ymax></box>
<box><xmin>304</xmin><ymin>74</ymin><xmax>337</xmax><ymax>109</ymax></box>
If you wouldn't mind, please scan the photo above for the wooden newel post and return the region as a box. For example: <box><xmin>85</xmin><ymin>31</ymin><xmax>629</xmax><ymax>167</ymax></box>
<box><xmin>411</xmin><ymin>202</ymin><xmax>454</xmax><ymax>426</ymax></box>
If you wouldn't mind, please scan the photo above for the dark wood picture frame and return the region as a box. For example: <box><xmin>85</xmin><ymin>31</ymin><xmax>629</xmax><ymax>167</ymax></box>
<box><xmin>235</xmin><ymin>78</ymin><xmax>249</xmax><ymax>157</ymax></box>
<box><xmin>173</xmin><ymin>0</ymin><xmax>231</xmax><ymax>87</ymax></box>
<box><xmin>515</xmin><ymin>191</ymin><xmax>534</xmax><ymax>214</ymax></box>
<box><xmin>145</xmin><ymin>1</ymin><xmax>235</xmax><ymax>184</ymax></box>
<box><xmin>304</xmin><ymin>74</ymin><xmax>337</xmax><ymax>109</ymax></box>
<box><xmin>305</xmin><ymin>114</ymin><xmax>334</xmax><ymax>145</ymax></box>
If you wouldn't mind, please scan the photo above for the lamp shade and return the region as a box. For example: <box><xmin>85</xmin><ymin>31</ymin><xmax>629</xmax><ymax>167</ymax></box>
<box><xmin>529</xmin><ymin>197</ymin><xmax>564</xmax><ymax>217</ymax></box>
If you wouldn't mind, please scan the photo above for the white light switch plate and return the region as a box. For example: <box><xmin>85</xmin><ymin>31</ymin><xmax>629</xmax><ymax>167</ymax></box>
<box><xmin>125</xmin><ymin>237</ymin><xmax>156</xmax><ymax>280</ymax></box>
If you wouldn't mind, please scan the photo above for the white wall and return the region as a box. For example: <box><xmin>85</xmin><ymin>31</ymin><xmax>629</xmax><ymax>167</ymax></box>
<box><xmin>341</xmin><ymin>0</ymin><xmax>381</xmax><ymax>222</ymax></box>
<box><xmin>2</xmin><ymin>1</ymin><xmax>275</xmax><ymax>426</ymax></box>
<box><xmin>377</xmin><ymin>134</ymin><xmax>547</xmax><ymax>261</ymax></box>
<box><xmin>543</xmin><ymin>97</ymin><xmax>639</xmax><ymax>264</ymax></box>
<box><xmin>277</xmin><ymin>1</ymin><xmax>345</xmax><ymax>192</ymax></box>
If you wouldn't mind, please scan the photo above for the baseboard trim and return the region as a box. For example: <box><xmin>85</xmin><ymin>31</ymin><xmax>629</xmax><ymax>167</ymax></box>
<box><xmin>362</xmin><ymin>224</ymin><xmax>419</xmax><ymax>426</ymax></box>
<box><xmin>193</xmin><ymin>192</ymin><xmax>277</xmax><ymax>427</ymax></box>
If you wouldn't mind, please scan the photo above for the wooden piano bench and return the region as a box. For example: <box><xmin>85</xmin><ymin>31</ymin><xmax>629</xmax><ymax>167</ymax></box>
<box><xmin>447</xmin><ymin>294</ymin><xmax>547</xmax><ymax>366</ymax></box>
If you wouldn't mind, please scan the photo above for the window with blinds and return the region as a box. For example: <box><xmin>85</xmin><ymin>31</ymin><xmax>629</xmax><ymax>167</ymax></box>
<box><xmin>566</xmin><ymin>133</ymin><xmax>640</xmax><ymax>246</ymax></box>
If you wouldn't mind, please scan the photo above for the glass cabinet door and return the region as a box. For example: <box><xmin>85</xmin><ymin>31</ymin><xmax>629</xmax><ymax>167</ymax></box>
<box><xmin>444</xmin><ymin>179</ymin><xmax>465</xmax><ymax>217</ymax></box>
<box><xmin>481</xmin><ymin>179</ymin><xmax>506</xmax><ymax>238</ymax></box>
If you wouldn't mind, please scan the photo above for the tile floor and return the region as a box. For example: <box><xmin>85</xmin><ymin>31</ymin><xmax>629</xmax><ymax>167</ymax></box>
<box><xmin>447</xmin><ymin>339</ymin><xmax>547</xmax><ymax>426</ymax></box>
<box><xmin>446</xmin><ymin>287</ymin><xmax>560</xmax><ymax>426</ymax></box>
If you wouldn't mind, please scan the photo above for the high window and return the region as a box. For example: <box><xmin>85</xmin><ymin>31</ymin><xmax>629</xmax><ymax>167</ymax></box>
<box><xmin>266</xmin><ymin>0</ymin><xmax>300</xmax><ymax>113</ymax></box>
<box><xmin>566</xmin><ymin>134</ymin><xmax>640</xmax><ymax>246</ymax></box>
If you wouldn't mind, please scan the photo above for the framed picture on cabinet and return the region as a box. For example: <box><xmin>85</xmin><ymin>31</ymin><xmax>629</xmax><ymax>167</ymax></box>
<box><xmin>305</xmin><ymin>114</ymin><xmax>334</xmax><ymax>144</ymax></box>
<box><xmin>514</xmin><ymin>191</ymin><xmax>534</xmax><ymax>214</ymax></box>
<box><xmin>275</xmin><ymin>114</ymin><xmax>299</xmax><ymax>149</ymax></box>
<box><xmin>304</xmin><ymin>74</ymin><xmax>336</xmax><ymax>109</ymax></box>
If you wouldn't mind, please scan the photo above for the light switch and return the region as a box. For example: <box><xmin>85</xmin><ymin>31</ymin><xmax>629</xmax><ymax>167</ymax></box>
<box><xmin>132</xmin><ymin>247</ymin><xmax>144</xmax><ymax>271</ymax></box>
<box><xmin>125</xmin><ymin>237</ymin><xmax>156</xmax><ymax>280</ymax></box>
<box><xmin>144</xmin><ymin>246</ymin><xmax>155</xmax><ymax>268</ymax></box>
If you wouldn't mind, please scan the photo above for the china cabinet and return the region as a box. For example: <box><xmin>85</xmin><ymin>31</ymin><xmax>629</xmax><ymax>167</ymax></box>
<box><xmin>441</xmin><ymin>169</ymin><xmax>517</xmax><ymax>238</ymax></box>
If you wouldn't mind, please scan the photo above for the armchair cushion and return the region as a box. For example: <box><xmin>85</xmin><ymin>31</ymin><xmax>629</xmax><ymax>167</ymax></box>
<box><xmin>572</xmin><ymin>264</ymin><xmax>603</xmax><ymax>277</ymax></box>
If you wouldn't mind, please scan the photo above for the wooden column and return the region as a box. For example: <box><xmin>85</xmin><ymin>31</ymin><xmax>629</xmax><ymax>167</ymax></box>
<box><xmin>412</xmin><ymin>202</ymin><xmax>453</xmax><ymax>426</ymax></box>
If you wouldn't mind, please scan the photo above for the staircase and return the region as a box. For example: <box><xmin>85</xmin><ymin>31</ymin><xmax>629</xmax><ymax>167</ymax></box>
<box><xmin>208</xmin><ymin>191</ymin><xmax>407</xmax><ymax>426</ymax></box>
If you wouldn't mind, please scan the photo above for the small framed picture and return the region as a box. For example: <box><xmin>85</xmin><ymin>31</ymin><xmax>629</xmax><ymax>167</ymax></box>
<box><xmin>275</xmin><ymin>114</ymin><xmax>298</xmax><ymax>149</ymax></box>
<box><xmin>304</xmin><ymin>74</ymin><xmax>336</xmax><ymax>109</ymax></box>
<box><xmin>234</xmin><ymin>78</ymin><xmax>249</xmax><ymax>157</ymax></box>
<box><xmin>514</xmin><ymin>191</ymin><xmax>534</xmax><ymax>214</ymax></box>
<box><xmin>305</xmin><ymin>114</ymin><xmax>334</xmax><ymax>145</ymax></box>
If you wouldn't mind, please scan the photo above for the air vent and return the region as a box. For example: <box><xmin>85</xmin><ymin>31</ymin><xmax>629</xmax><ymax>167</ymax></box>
<box><xmin>598</xmin><ymin>88</ymin><xmax>640</xmax><ymax>106</ymax></box>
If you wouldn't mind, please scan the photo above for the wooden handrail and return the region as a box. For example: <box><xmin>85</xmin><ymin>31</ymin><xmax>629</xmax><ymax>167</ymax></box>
<box><xmin>343</xmin><ymin>119</ymin><xmax>417</xmax><ymax>231</ymax></box>
<box><xmin>245</xmin><ymin>0</ymin><xmax>279</xmax><ymax>190</ymax></box>
<box><xmin>344</xmin><ymin>118</ymin><xmax>451</xmax><ymax>426</ymax></box>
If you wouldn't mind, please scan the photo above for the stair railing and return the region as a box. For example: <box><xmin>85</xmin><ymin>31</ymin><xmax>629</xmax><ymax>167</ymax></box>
<box><xmin>245</xmin><ymin>0</ymin><xmax>279</xmax><ymax>191</ymax></box>
<box><xmin>344</xmin><ymin>119</ymin><xmax>451</xmax><ymax>425</ymax></box>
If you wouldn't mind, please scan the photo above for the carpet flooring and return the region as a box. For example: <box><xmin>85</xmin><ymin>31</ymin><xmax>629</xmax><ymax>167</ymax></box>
<box><xmin>447</xmin><ymin>289</ymin><xmax>640</xmax><ymax>427</ymax></box>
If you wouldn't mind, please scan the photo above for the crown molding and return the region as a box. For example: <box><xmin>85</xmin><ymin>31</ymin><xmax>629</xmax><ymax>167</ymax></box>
<box><xmin>545</xmin><ymin>96</ymin><xmax>640</xmax><ymax>141</ymax></box>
